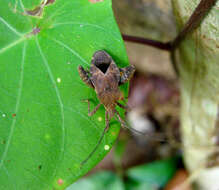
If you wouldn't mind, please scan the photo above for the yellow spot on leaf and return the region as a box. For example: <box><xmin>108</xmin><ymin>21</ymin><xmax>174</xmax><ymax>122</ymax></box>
<box><xmin>57</xmin><ymin>77</ymin><xmax>61</xmax><ymax>83</ymax></box>
<box><xmin>104</xmin><ymin>145</ymin><xmax>110</xmax><ymax>150</ymax></box>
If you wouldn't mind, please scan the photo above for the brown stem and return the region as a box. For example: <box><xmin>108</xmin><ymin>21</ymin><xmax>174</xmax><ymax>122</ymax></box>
<box><xmin>171</xmin><ymin>0</ymin><xmax>217</xmax><ymax>48</ymax></box>
<box><xmin>123</xmin><ymin>0</ymin><xmax>217</xmax><ymax>50</ymax></box>
<box><xmin>122</xmin><ymin>34</ymin><xmax>172</xmax><ymax>51</ymax></box>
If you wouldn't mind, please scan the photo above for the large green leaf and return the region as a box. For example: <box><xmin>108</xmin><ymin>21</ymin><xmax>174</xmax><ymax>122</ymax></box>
<box><xmin>0</xmin><ymin>0</ymin><xmax>129</xmax><ymax>189</ymax></box>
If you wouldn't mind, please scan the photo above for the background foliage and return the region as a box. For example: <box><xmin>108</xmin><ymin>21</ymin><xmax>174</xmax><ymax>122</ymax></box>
<box><xmin>68</xmin><ymin>157</ymin><xmax>179</xmax><ymax>190</ymax></box>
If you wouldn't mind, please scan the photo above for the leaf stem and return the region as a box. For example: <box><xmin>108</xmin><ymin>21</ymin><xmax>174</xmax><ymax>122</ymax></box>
<box><xmin>122</xmin><ymin>0</ymin><xmax>217</xmax><ymax>50</ymax></box>
<box><xmin>122</xmin><ymin>34</ymin><xmax>171</xmax><ymax>51</ymax></box>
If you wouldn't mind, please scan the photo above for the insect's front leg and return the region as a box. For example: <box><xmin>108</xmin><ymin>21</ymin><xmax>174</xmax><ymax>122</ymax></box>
<box><xmin>78</xmin><ymin>65</ymin><xmax>94</xmax><ymax>88</ymax></box>
<box><xmin>81</xmin><ymin>99</ymin><xmax>101</xmax><ymax>117</ymax></box>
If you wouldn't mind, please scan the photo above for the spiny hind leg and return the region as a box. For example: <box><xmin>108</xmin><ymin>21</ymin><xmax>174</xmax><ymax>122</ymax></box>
<box><xmin>82</xmin><ymin>99</ymin><xmax>101</xmax><ymax>116</ymax></box>
<box><xmin>105</xmin><ymin>111</ymin><xmax>110</xmax><ymax>131</ymax></box>
<box><xmin>114</xmin><ymin>110</ymin><xmax>166</xmax><ymax>141</ymax></box>
<box><xmin>116</xmin><ymin>102</ymin><xmax>130</xmax><ymax>112</ymax></box>
<box><xmin>114</xmin><ymin>109</ymin><xmax>128</xmax><ymax>129</ymax></box>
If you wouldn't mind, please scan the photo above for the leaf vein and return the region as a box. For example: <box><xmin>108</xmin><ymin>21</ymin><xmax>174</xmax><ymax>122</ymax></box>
<box><xmin>0</xmin><ymin>36</ymin><xmax>26</xmax><ymax>55</ymax></box>
<box><xmin>35</xmin><ymin>37</ymin><xmax>65</xmax><ymax>179</ymax></box>
<box><xmin>2</xmin><ymin>165</ymin><xmax>17</xmax><ymax>190</ymax></box>
<box><xmin>0</xmin><ymin>16</ymin><xmax>22</xmax><ymax>37</ymax></box>
<box><xmin>0</xmin><ymin>42</ymin><xmax>26</xmax><ymax>171</ymax></box>
<box><xmin>48</xmin><ymin>37</ymin><xmax>89</xmax><ymax>65</ymax></box>
<box><xmin>53</xmin><ymin>21</ymin><xmax>121</xmax><ymax>42</ymax></box>
<box><xmin>19</xmin><ymin>0</ymin><xmax>25</xmax><ymax>12</ymax></box>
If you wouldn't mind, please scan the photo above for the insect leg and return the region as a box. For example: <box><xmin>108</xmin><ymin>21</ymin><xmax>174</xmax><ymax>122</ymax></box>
<box><xmin>115</xmin><ymin>109</ymin><xmax>144</xmax><ymax>135</ymax></box>
<box><xmin>80</xmin><ymin>111</ymin><xmax>110</xmax><ymax>166</ymax></box>
<box><xmin>88</xmin><ymin>103</ymin><xmax>101</xmax><ymax>117</ymax></box>
<box><xmin>78</xmin><ymin>65</ymin><xmax>94</xmax><ymax>88</ymax></box>
<box><xmin>119</xmin><ymin>65</ymin><xmax>135</xmax><ymax>85</ymax></box>
<box><xmin>82</xmin><ymin>99</ymin><xmax>101</xmax><ymax>116</ymax></box>
<box><xmin>115</xmin><ymin>110</ymin><xmax>165</xmax><ymax>142</ymax></box>
<box><xmin>116</xmin><ymin>102</ymin><xmax>130</xmax><ymax>111</ymax></box>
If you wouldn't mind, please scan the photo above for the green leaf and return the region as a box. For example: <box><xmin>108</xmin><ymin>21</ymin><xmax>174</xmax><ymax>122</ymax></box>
<box><xmin>126</xmin><ymin>157</ymin><xmax>179</xmax><ymax>188</ymax></box>
<box><xmin>67</xmin><ymin>171</ymin><xmax>125</xmax><ymax>190</ymax></box>
<box><xmin>0</xmin><ymin>0</ymin><xmax>129</xmax><ymax>189</ymax></box>
<box><xmin>125</xmin><ymin>179</ymin><xmax>157</xmax><ymax>190</ymax></box>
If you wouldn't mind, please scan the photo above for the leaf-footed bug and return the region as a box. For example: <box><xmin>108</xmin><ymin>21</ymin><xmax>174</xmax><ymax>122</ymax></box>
<box><xmin>78</xmin><ymin>50</ymin><xmax>136</xmax><ymax>165</ymax></box>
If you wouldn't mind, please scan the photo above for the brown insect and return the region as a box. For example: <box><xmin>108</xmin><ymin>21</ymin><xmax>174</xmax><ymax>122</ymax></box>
<box><xmin>78</xmin><ymin>50</ymin><xmax>135</xmax><ymax>165</ymax></box>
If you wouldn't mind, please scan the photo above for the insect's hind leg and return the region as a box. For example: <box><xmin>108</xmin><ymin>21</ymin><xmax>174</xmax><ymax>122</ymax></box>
<box><xmin>105</xmin><ymin>110</ymin><xmax>110</xmax><ymax>131</ymax></box>
<box><xmin>115</xmin><ymin>109</ymin><xmax>144</xmax><ymax>135</ymax></box>
<box><xmin>116</xmin><ymin>102</ymin><xmax>130</xmax><ymax>112</ymax></box>
<box><xmin>81</xmin><ymin>99</ymin><xmax>101</xmax><ymax>116</ymax></box>
<box><xmin>115</xmin><ymin>109</ymin><xmax>166</xmax><ymax>142</ymax></box>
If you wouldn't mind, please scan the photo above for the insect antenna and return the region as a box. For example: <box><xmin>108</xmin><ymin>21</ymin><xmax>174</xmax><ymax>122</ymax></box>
<box><xmin>80</xmin><ymin>111</ymin><xmax>110</xmax><ymax>167</ymax></box>
<box><xmin>114</xmin><ymin>109</ymin><xmax>166</xmax><ymax>142</ymax></box>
